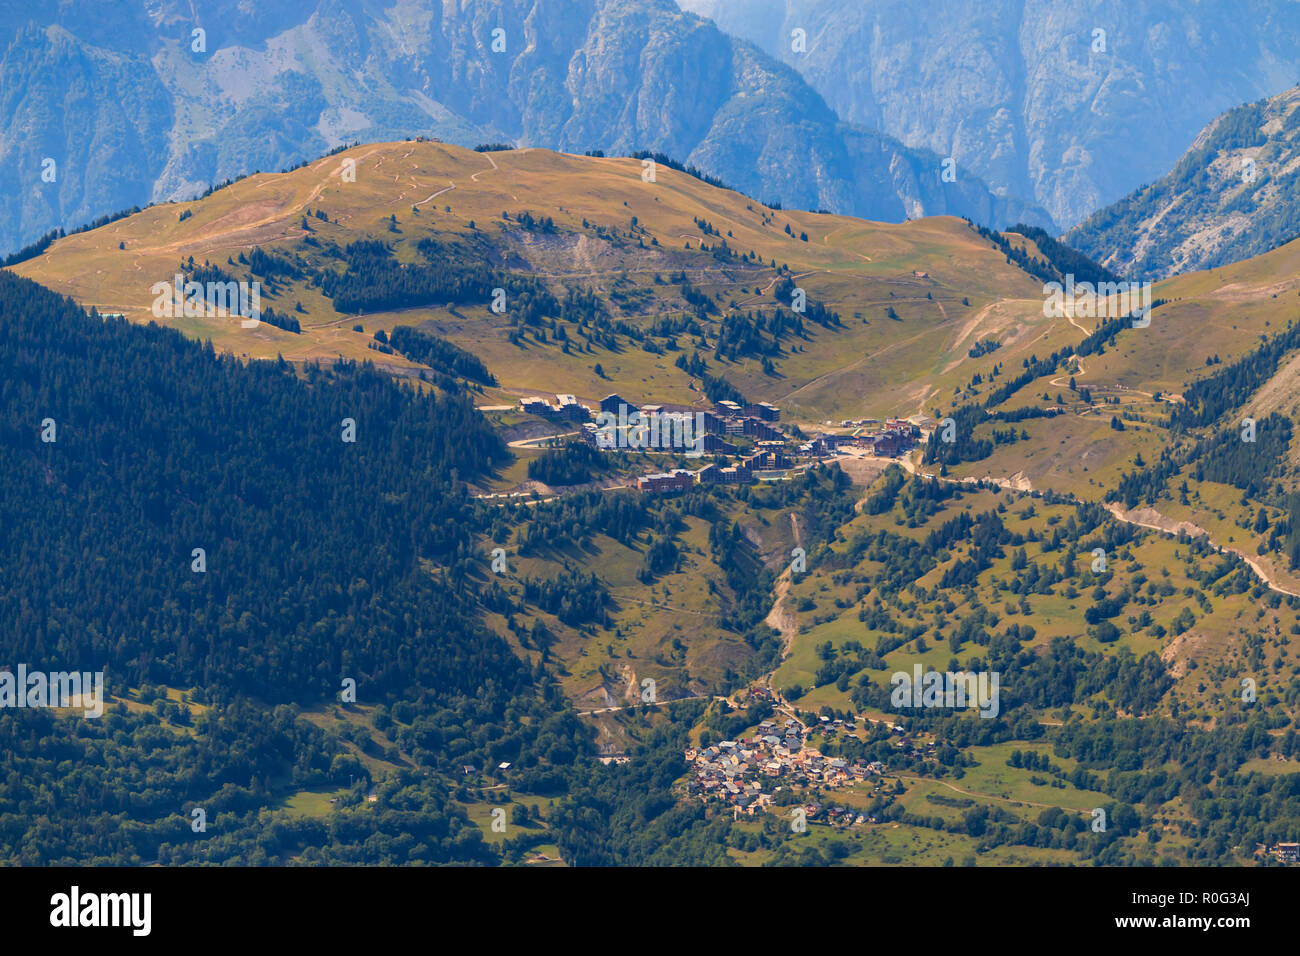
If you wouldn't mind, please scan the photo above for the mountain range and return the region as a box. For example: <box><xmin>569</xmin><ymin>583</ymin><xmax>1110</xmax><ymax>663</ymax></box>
<box><xmin>678</xmin><ymin>0</ymin><xmax>1300</xmax><ymax>228</ymax></box>
<box><xmin>0</xmin><ymin>0</ymin><xmax>1050</xmax><ymax>255</ymax></box>
<box><xmin>1067</xmin><ymin>85</ymin><xmax>1300</xmax><ymax>279</ymax></box>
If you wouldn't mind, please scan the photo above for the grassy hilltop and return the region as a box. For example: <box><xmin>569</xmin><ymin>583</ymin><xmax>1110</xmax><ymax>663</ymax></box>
<box><xmin>15</xmin><ymin>139</ymin><xmax>1053</xmax><ymax>422</ymax></box>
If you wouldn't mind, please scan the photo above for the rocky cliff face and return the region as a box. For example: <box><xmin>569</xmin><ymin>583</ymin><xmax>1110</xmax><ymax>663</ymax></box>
<box><xmin>678</xmin><ymin>0</ymin><xmax>1300</xmax><ymax>228</ymax></box>
<box><xmin>1066</xmin><ymin>86</ymin><xmax>1300</xmax><ymax>279</ymax></box>
<box><xmin>0</xmin><ymin>0</ymin><xmax>1048</xmax><ymax>254</ymax></box>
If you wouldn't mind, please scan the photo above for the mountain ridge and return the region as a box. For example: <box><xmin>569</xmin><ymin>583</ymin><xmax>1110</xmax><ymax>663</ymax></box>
<box><xmin>677</xmin><ymin>0</ymin><xmax>1300</xmax><ymax>228</ymax></box>
<box><xmin>1066</xmin><ymin>85</ymin><xmax>1300</xmax><ymax>280</ymax></box>
<box><xmin>0</xmin><ymin>0</ymin><xmax>1050</xmax><ymax>254</ymax></box>
<box><xmin>9</xmin><ymin>137</ymin><xmax>1057</xmax><ymax>425</ymax></box>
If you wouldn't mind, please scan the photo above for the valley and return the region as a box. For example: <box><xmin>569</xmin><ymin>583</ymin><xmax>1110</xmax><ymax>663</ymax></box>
<box><xmin>6</xmin><ymin>134</ymin><xmax>1300</xmax><ymax>868</ymax></box>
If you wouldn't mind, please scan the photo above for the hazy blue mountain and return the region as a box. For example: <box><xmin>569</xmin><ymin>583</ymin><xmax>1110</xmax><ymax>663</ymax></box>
<box><xmin>0</xmin><ymin>0</ymin><xmax>1050</xmax><ymax>253</ymax></box>
<box><xmin>678</xmin><ymin>0</ymin><xmax>1300</xmax><ymax>228</ymax></box>
<box><xmin>1066</xmin><ymin>86</ymin><xmax>1300</xmax><ymax>279</ymax></box>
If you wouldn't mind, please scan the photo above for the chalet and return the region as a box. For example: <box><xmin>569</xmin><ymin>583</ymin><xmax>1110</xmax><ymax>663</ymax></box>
<box><xmin>700</xmin><ymin>433</ymin><xmax>739</xmax><ymax>454</ymax></box>
<box><xmin>715</xmin><ymin>463</ymin><xmax>751</xmax><ymax>484</ymax></box>
<box><xmin>749</xmin><ymin>442</ymin><xmax>789</xmax><ymax>469</ymax></box>
<box><xmin>869</xmin><ymin>431</ymin><xmax>905</xmax><ymax>456</ymax></box>
<box><xmin>743</xmin><ymin>418</ymin><xmax>784</xmax><ymax>441</ymax></box>
<box><xmin>582</xmin><ymin>421</ymin><xmax>614</xmax><ymax>448</ymax></box>
<box><xmin>637</xmin><ymin>469</ymin><xmax>695</xmax><ymax>493</ymax></box>
<box><xmin>520</xmin><ymin>397</ymin><xmax>552</xmax><ymax>416</ymax></box>
<box><xmin>555</xmin><ymin>395</ymin><xmax>590</xmax><ymax>420</ymax></box>
<box><xmin>600</xmin><ymin>393</ymin><xmax>635</xmax><ymax>415</ymax></box>
<box><xmin>818</xmin><ymin>432</ymin><xmax>859</xmax><ymax>455</ymax></box>
<box><xmin>702</xmin><ymin>410</ymin><xmax>727</xmax><ymax>434</ymax></box>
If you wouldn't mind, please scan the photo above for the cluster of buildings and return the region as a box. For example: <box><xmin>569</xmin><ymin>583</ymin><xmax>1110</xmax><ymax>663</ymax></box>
<box><xmin>632</xmin><ymin>418</ymin><xmax>920</xmax><ymax>494</ymax></box>
<box><xmin>518</xmin><ymin>391</ymin><xmax>922</xmax><ymax>495</ymax></box>
<box><xmin>635</xmin><ymin>448</ymin><xmax>791</xmax><ymax>493</ymax></box>
<box><xmin>684</xmin><ymin>717</ymin><xmax>885</xmax><ymax>813</ymax></box>
<box><xmin>581</xmin><ymin>394</ymin><xmax>783</xmax><ymax>447</ymax></box>
<box><xmin>520</xmin><ymin>392</ymin><xmax>782</xmax><ymax>437</ymax></box>
<box><xmin>636</xmin><ymin>469</ymin><xmax>701</xmax><ymax>493</ymax></box>
<box><xmin>519</xmin><ymin>393</ymin><xmax>591</xmax><ymax>420</ymax></box>
<box><xmin>573</xmin><ymin>393</ymin><xmax>797</xmax><ymax>493</ymax></box>
<box><xmin>1259</xmin><ymin>842</ymin><xmax>1300</xmax><ymax>864</ymax></box>
<box><xmin>801</xmin><ymin>418</ymin><xmax>921</xmax><ymax>458</ymax></box>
